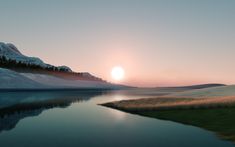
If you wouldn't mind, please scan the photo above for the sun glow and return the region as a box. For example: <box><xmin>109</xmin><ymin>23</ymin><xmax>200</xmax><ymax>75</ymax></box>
<box><xmin>111</xmin><ymin>66</ymin><xmax>125</xmax><ymax>81</ymax></box>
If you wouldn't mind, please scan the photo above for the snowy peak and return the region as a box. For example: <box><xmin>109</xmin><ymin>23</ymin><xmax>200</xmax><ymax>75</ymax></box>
<box><xmin>0</xmin><ymin>42</ymin><xmax>23</xmax><ymax>56</ymax></box>
<box><xmin>0</xmin><ymin>42</ymin><xmax>45</xmax><ymax>66</ymax></box>
<box><xmin>5</xmin><ymin>43</ymin><xmax>22</xmax><ymax>55</ymax></box>
<box><xmin>0</xmin><ymin>42</ymin><xmax>72</xmax><ymax>72</ymax></box>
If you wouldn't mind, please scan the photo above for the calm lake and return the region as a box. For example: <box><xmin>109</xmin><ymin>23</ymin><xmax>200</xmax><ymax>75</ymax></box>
<box><xmin>0</xmin><ymin>90</ymin><xmax>234</xmax><ymax>147</ymax></box>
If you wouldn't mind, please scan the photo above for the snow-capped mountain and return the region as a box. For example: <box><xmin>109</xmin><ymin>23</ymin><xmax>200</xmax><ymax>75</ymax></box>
<box><xmin>0</xmin><ymin>42</ymin><xmax>72</xmax><ymax>72</ymax></box>
<box><xmin>0</xmin><ymin>42</ymin><xmax>125</xmax><ymax>90</ymax></box>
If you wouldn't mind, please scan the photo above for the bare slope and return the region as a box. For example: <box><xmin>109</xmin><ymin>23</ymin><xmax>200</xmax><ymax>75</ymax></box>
<box><xmin>0</xmin><ymin>68</ymin><xmax>44</xmax><ymax>89</ymax></box>
<box><xmin>167</xmin><ymin>85</ymin><xmax>235</xmax><ymax>98</ymax></box>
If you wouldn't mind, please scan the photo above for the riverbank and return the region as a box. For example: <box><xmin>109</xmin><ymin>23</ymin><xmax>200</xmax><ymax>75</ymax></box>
<box><xmin>101</xmin><ymin>96</ymin><xmax>235</xmax><ymax>111</ymax></box>
<box><xmin>101</xmin><ymin>96</ymin><xmax>235</xmax><ymax>142</ymax></box>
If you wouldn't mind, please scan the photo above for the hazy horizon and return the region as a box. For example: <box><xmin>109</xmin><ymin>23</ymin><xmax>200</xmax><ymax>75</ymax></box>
<box><xmin>1</xmin><ymin>0</ymin><xmax>235</xmax><ymax>87</ymax></box>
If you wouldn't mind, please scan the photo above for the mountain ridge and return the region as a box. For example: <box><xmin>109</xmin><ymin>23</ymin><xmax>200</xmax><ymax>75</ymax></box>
<box><xmin>0</xmin><ymin>42</ymin><xmax>125</xmax><ymax>90</ymax></box>
<box><xmin>0</xmin><ymin>42</ymin><xmax>72</xmax><ymax>72</ymax></box>
<box><xmin>0</xmin><ymin>42</ymin><xmax>104</xmax><ymax>82</ymax></box>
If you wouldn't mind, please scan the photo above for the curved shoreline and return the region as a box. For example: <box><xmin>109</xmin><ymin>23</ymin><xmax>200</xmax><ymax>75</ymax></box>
<box><xmin>100</xmin><ymin>96</ymin><xmax>235</xmax><ymax>143</ymax></box>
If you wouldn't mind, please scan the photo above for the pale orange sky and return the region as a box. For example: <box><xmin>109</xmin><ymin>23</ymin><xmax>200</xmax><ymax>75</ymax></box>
<box><xmin>1</xmin><ymin>0</ymin><xmax>235</xmax><ymax>87</ymax></box>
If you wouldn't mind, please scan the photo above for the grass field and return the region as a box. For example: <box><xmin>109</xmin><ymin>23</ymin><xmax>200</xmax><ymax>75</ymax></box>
<box><xmin>102</xmin><ymin>96</ymin><xmax>235</xmax><ymax>111</ymax></box>
<box><xmin>101</xmin><ymin>96</ymin><xmax>235</xmax><ymax>143</ymax></box>
<box><xmin>138</xmin><ymin>107</ymin><xmax>235</xmax><ymax>142</ymax></box>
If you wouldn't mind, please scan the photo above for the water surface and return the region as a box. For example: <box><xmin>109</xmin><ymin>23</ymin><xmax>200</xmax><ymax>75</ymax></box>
<box><xmin>0</xmin><ymin>90</ymin><xmax>234</xmax><ymax>147</ymax></box>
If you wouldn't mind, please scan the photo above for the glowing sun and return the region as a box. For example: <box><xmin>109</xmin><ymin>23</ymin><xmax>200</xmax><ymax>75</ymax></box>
<box><xmin>111</xmin><ymin>66</ymin><xmax>125</xmax><ymax>81</ymax></box>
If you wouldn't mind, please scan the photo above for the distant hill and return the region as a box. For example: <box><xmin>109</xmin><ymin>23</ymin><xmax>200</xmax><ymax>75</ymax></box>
<box><xmin>167</xmin><ymin>84</ymin><xmax>226</xmax><ymax>90</ymax></box>
<box><xmin>167</xmin><ymin>85</ymin><xmax>235</xmax><ymax>98</ymax></box>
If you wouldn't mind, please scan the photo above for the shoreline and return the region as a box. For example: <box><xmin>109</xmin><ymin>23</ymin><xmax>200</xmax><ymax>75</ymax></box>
<box><xmin>100</xmin><ymin>96</ymin><xmax>235</xmax><ymax>112</ymax></box>
<box><xmin>100</xmin><ymin>96</ymin><xmax>235</xmax><ymax>143</ymax></box>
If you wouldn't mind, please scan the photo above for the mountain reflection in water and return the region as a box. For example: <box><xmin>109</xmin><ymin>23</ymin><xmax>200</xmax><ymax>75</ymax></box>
<box><xmin>0</xmin><ymin>90</ymin><xmax>107</xmax><ymax>133</ymax></box>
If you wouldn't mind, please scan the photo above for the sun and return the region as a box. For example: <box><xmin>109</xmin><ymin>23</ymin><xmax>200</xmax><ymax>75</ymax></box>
<box><xmin>111</xmin><ymin>66</ymin><xmax>125</xmax><ymax>81</ymax></box>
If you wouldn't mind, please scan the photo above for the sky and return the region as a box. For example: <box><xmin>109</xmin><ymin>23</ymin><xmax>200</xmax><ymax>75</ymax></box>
<box><xmin>0</xmin><ymin>0</ymin><xmax>235</xmax><ymax>87</ymax></box>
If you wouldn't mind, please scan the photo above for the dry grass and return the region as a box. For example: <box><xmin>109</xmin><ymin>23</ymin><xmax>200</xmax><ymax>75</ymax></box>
<box><xmin>102</xmin><ymin>96</ymin><xmax>235</xmax><ymax>111</ymax></box>
<box><xmin>100</xmin><ymin>96</ymin><xmax>235</xmax><ymax>143</ymax></box>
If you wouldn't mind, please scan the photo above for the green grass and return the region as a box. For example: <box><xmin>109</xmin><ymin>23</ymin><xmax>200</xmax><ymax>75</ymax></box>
<box><xmin>138</xmin><ymin>107</ymin><xmax>235</xmax><ymax>142</ymax></box>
